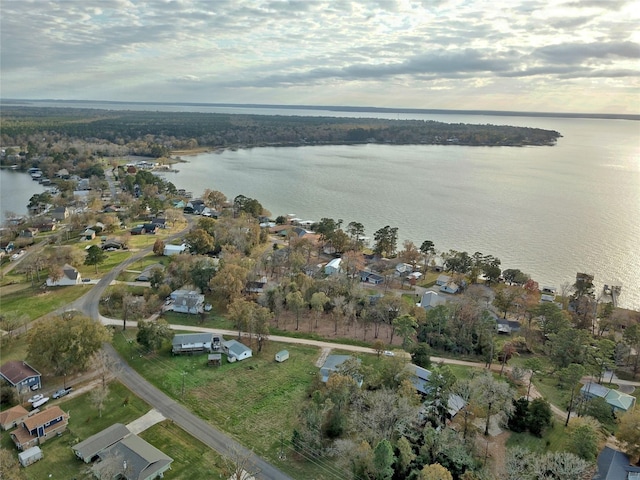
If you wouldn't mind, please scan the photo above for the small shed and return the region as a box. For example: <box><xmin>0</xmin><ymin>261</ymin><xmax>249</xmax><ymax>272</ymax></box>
<box><xmin>207</xmin><ymin>354</ymin><xmax>222</xmax><ymax>367</ymax></box>
<box><xmin>275</xmin><ymin>350</ymin><xmax>289</xmax><ymax>363</ymax></box>
<box><xmin>18</xmin><ymin>446</ymin><xmax>43</xmax><ymax>467</ymax></box>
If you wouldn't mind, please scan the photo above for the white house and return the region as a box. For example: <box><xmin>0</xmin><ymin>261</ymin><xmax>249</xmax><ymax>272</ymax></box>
<box><xmin>223</xmin><ymin>340</ymin><xmax>252</xmax><ymax>362</ymax></box>
<box><xmin>170</xmin><ymin>289</ymin><xmax>205</xmax><ymax>314</ymax></box>
<box><xmin>172</xmin><ymin>333</ymin><xmax>216</xmax><ymax>355</ymax></box>
<box><xmin>163</xmin><ymin>244</ymin><xmax>187</xmax><ymax>256</ymax></box>
<box><xmin>325</xmin><ymin>258</ymin><xmax>342</xmax><ymax>275</ymax></box>
<box><xmin>46</xmin><ymin>264</ymin><xmax>82</xmax><ymax>286</ymax></box>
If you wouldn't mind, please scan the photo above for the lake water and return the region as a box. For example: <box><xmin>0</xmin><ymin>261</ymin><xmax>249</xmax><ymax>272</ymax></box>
<box><xmin>160</xmin><ymin>114</ymin><xmax>640</xmax><ymax>311</ymax></box>
<box><xmin>2</xmin><ymin>102</ymin><xmax>639</xmax><ymax>310</ymax></box>
<box><xmin>0</xmin><ymin>170</ymin><xmax>46</xmax><ymax>217</ymax></box>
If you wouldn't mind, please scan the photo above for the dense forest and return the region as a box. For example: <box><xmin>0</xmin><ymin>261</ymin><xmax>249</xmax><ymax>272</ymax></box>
<box><xmin>0</xmin><ymin>106</ymin><xmax>561</xmax><ymax>154</ymax></box>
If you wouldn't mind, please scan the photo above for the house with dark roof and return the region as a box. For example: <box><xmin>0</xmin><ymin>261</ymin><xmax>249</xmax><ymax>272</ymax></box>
<box><xmin>72</xmin><ymin>423</ymin><xmax>131</xmax><ymax>463</ymax></box>
<box><xmin>91</xmin><ymin>433</ymin><xmax>173</xmax><ymax>480</ymax></box>
<box><xmin>172</xmin><ymin>333</ymin><xmax>220</xmax><ymax>355</ymax></box>
<box><xmin>594</xmin><ymin>446</ymin><xmax>640</xmax><ymax>480</ymax></box>
<box><xmin>136</xmin><ymin>263</ymin><xmax>164</xmax><ymax>282</ymax></box>
<box><xmin>0</xmin><ymin>405</ymin><xmax>30</xmax><ymax>431</ymax></box>
<box><xmin>46</xmin><ymin>264</ymin><xmax>82</xmax><ymax>286</ymax></box>
<box><xmin>10</xmin><ymin>406</ymin><xmax>69</xmax><ymax>450</ymax></box>
<box><xmin>419</xmin><ymin>291</ymin><xmax>446</xmax><ymax>310</ymax></box>
<box><xmin>359</xmin><ymin>270</ymin><xmax>384</xmax><ymax>285</ymax></box>
<box><xmin>0</xmin><ymin>360</ymin><xmax>42</xmax><ymax>392</ymax></box>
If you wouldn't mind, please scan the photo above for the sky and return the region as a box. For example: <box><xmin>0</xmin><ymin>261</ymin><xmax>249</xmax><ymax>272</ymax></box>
<box><xmin>1</xmin><ymin>0</ymin><xmax>639</xmax><ymax>114</ymax></box>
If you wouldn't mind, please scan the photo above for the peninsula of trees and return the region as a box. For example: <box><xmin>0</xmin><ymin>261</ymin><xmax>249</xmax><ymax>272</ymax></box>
<box><xmin>0</xmin><ymin>106</ymin><xmax>561</xmax><ymax>155</ymax></box>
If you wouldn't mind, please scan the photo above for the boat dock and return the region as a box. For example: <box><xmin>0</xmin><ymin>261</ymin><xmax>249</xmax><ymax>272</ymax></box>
<box><xmin>604</xmin><ymin>284</ymin><xmax>622</xmax><ymax>308</ymax></box>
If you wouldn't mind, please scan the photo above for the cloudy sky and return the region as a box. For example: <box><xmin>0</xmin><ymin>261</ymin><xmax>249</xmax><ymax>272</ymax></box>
<box><xmin>1</xmin><ymin>0</ymin><xmax>639</xmax><ymax>113</ymax></box>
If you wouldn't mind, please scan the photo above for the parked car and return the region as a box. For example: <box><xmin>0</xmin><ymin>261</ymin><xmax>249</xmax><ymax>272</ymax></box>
<box><xmin>383</xmin><ymin>350</ymin><xmax>395</xmax><ymax>357</ymax></box>
<box><xmin>52</xmin><ymin>387</ymin><xmax>72</xmax><ymax>399</ymax></box>
<box><xmin>28</xmin><ymin>394</ymin><xmax>44</xmax><ymax>403</ymax></box>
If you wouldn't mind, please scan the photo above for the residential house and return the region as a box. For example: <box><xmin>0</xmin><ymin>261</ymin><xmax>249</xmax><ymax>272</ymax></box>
<box><xmin>55</xmin><ymin>168</ymin><xmax>70</xmax><ymax>179</ymax></box>
<box><xmin>395</xmin><ymin>263</ymin><xmax>413</xmax><ymax>276</ymax></box>
<box><xmin>440</xmin><ymin>282</ymin><xmax>460</xmax><ymax>294</ymax></box>
<box><xmin>406</xmin><ymin>364</ymin><xmax>466</xmax><ymax>419</ymax></box>
<box><xmin>136</xmin><ymin>263</ymin><xmax>164</xmax><ymax>282</ymax></box>
<box><xmin>0</xmin><ymin>405</ymin><xmax>30</xmax><ymax>431</ymax></box>
<box><xmin>223</xmin><ymin>340</ymin><xmax>252</xmax><ymax>362</ymax></box>
<box><xmin>0</xmin><ymin>360</ymin><xmax>42</xmax><ymax>393</ymax></box>
<box><xmin>82</xmin><ymin>228</ymin><xmax>96</xmax><ymax>240</ymax></box>
<box><xmin>436</xmin><ymin>274</ymin><xmax>452</xmax><ymax>286</ymax></box>
<box><xmin>46</xmin><ymin>264</ymin><xmax>82</xmax><ymax>286</ymax></box>
<box><xmin>163</xmin><ymin>243</ymin><xmax>187</xmax><ymax>256</ymax></box>
<box><xmin>142</xmin><ymin>223</ymin><xmax>158</xmax><ymax>234</ymax></box>
<box><xmin>130</xmin><ymin>226</ymin><xmax>145</xmax><ymax>235</ymax></box>
<box><xmin>419</xmin><ymin>291</ymin><xmax>446</xmax><ymax>310</ymax></box>
<box><xmin>172</xmin><ymin>333</ymin><xmax>220</xmax><ymax>355</ymax></box>
<box><xmin>581</xmin><ymin>382</ymin><xmax>637</xmax><ymax>414</ymax></box>
<box><xmin>19</xmin><ymin>228</ymin><xmax>38</xmax><ymax>239</ymax></box>
<box><xmin>72</xmin><ymin>423</ymin><xmax>131</xmax><ymax>463</ymax></box>
<box><xmin>91</xmin><ymin>433</ymin><xmax>173</xmax><ymax>480</ymax></box>
<box><xmin>325</xmin><ymin>258</ymin><xmax>342</xmax><ymax>275</ymax></box>
<box><xmin>359</xmin><ymin>270</ymin><xmax>384</xmax><ymax>285</ymax></box>
<box><xmin>594</xmin><ymin>446</ymin><xmax>640</xmax><ymax>480</ymax></box>
<box><xmin>101</xmin><ymin>240</ymin><xmax>125</xmax><ymax>251</ymax></box>
<box><xmin>245</xmin><ymin>277</ymin><xmax>267</xmax><ymax>294</ymax></box>
<box><xmin>150</xmin><ymin>217</ymin><xmax>166</xmax><ymax>229</ymax></box>
<box><xmin>170</xmin><ymin>289</ymin><xmax>205</xmax><ymax>314</ymax></box>
<box><xmin>320</xmin><ymin>355</ymin><xmax>362</xmax><ymax>385</ymax></box>
<box><xmin>10</xmin><ymin>406</ymin><xmax>69</xmax><ymax>450</ymax></box>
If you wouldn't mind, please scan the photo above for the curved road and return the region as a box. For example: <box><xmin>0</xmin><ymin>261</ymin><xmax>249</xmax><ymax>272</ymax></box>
<box><xmin>68</xmin><ymin>222</ymin><xmax>293</xmax><ymax>480</ymax></box>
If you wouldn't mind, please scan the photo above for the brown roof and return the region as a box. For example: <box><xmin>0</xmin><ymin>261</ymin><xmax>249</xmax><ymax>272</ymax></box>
<box><xmin>0</xmin><ymin>405</ymin><xmax>29</xmax><ymax>426</ymax></box>
<box><xmin>11</xmin><ymin>425</ymin><xmax>35</xmax><ymax>446</ymax></box>
<box><xmin>23</xmin><ymin>406</ymin><xmax>67</xmax><ymax>432</ymax></box>
<box><xmin>0</xmin><ymin>361</ymin><xmax>41</xmax><ymax>386</ymax></box>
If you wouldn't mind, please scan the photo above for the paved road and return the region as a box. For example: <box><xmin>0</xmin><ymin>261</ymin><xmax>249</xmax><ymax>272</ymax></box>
<box><xmin>65</xmin><ymin>219</ymin><xmax>293</xmax><ymax>480</ymax></box>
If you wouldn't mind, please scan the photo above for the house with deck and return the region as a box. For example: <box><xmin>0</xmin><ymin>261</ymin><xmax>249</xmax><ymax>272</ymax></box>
<box><xmin>172</xmin><ymin>333</ymin><xmax>220</xmax><ymax>355</ymax></box>
<box><xmin>0</xmin><ymin>360</ymin><xmax>42</xmax><ymax>393</ymax></box>
<box><xmin>10</xmin><ymin>406</ymin><xmax>69</xmax><ymax>450</ymax></box>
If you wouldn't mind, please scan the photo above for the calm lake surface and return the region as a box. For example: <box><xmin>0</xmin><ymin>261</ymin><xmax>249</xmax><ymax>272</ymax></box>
<box><xmin>0</xmin><ymin>170</ymin><xmax>46</xmax><ymax>217</ymax></box>
<box><xmin>2</xmin><ymin>102</ymin><xmax>639</xmax><ymax>310</ymax></box>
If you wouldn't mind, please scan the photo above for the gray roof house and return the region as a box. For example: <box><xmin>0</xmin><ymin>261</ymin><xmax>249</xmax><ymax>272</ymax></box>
<box><xmin>594</xmin><ymin>446</ymin><xmax>640</xmax><ymax>480</ymax></box>
<box><xmin>46</xmin><ymin>263</ymin><xmax>82</xmax><ymax>287</ymax></box>
<box><xmin>581</xmin><ymin>382</ymin><xmax>637</xmax><ymax>413</ymax></box>
<box><xmin>223</xmin><ymin>340</ymin><xmax>252</xmax><ymax>362</ymax></box>
<box><xmin>320</xmin><ymin>355</ymin><xmax>362</xmax><ymax>386</ymax></box>
<box><xmin>172</xmin><ymin>333</ymin><xmax>221</xmax><ymax>355</ymax></box>
<box><xmin>406</xmin><ymin>364</ymin><xmax>466</xmax><ymax>418</ymax></box>
<box><xmin>72</xmin><ymin>423</ymin><xmax>131</xmax><ymax>463</ymax></box>
<box><xmin>170</xmin><ymin>289</ymin><xmax>205</xmax><ymax>314</ymax></box>
<box><xmin>92</xmin><ymin>434</ymin><xmax>173</xmax><ymax>480</ymax></box>
<box><xmin>419</xmin><ymin>291</ymin><xmax>446</xmax><ymax>310</ymax></box>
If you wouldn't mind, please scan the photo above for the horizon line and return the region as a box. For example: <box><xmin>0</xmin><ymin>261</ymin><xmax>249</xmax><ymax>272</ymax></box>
<box><xmin>2</xmin><ymin>98</ymin><xmax>638</xmax><ymax>121</ymax></box>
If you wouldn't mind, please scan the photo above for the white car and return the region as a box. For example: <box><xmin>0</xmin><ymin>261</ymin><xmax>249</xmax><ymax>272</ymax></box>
<box><xmin>28</xmin><ymin>394</ymin><xmax>44</xmax><ymax>403</ymax></box>
<box><xmin>383</xmin><ymin>350</ymin><xmax>395</xmax><ymax>357</ymax></box>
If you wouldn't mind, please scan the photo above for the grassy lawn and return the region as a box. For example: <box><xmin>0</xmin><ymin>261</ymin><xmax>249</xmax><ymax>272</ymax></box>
<box><xmin>139</xmin><ymin>421</ymin><xmax>227</xmax><ymax>478</ymax></box>
<box><xmin>532</xmin><ymin>375</ymin><xmax>571</xmax><ymax>411</ymax></box>
<box><xmin>112</xmin><ymin>330</ymin><xmax>339</xmax><ymax>479</ymax></box>
<box><xmin>0</xmin><ymin>381</ymin><xmax>150</xmax><ymax>480</ymax></box>
<box><xmin>0</xmin><ymin>284</ymin><xmax>89</xmax><ymax>320</ymax></box>
<box><xmin>117</xmin><ymin>254</ymin><xmax>169</xmax><ymax>282</ymax></box>
<box><xmin>505</xmin><ymin>420</ymin><xmax>568</xmax><ymax>454</ymax></box>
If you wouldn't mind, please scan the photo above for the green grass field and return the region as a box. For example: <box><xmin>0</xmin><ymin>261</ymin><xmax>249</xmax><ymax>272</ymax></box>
<box><xmin>0</xmin><ymin>284</ymin><xmax>89</xmax><ymax>320</ymax></box>
<box><xmin>112</xmin><ymin>329</ymin><xmax>344</xmax><ymax>479</ymax></box>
